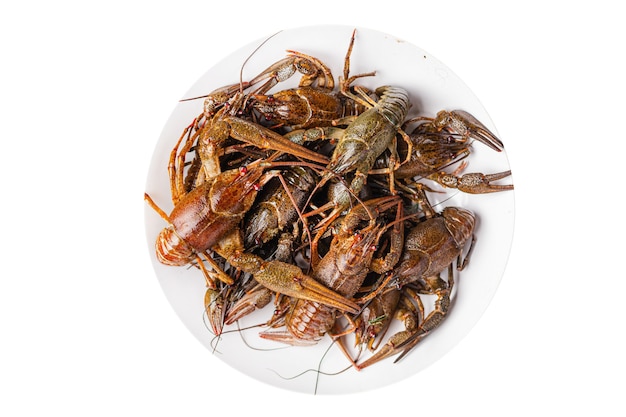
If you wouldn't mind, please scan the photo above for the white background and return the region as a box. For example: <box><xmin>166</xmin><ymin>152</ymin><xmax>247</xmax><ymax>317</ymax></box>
<box><xmin>1</xmin><ymin>1</ymin><xmax>623</xmax><ymax>415</ymax></box>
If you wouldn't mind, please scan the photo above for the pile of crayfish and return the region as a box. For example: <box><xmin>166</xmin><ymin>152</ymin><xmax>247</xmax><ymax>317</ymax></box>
<box><xmin>144</xmin><ymin>30</ymin><xmax>513</xmax><ymax>371</ymax></box>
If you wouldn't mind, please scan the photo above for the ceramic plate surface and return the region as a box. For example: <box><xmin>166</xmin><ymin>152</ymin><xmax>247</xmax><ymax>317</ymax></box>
<box><xmin>144</xmin><ymin>25</ymin><xmax>514</xmax><ymax>395</ymax></box>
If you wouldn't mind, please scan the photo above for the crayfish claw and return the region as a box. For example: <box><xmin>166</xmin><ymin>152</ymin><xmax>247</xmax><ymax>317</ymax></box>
<box><xmin>464</xmin><ymin>170</ymin><xmax>514</xmax><ymax>193</ymax></box>
<box><xmin>226</xmin><ymin>117</ymin><xmax>330</xmax><ymax>165</ymax></box>
<box><xmin>356</xmin><ymin>330</ymin><xmax>414</xmax><ymax>370</ymax></box>
<box><xmin>415</xmin><ymin>110</ymin><xmax>504</xmax><ymax>152</ymax></box>
<box><xmin>252</xmin><ymin>260</ymin><xmax>360</xmax><ymax>314</ymax></box>
<box><xmin>429</xmin><ymin>169</ymin><xmax>513</xmax><ymax>194</ymax></box>
<box><xmin>445</xmin><ymin>110</ymin><xmax>504</xmax><ymax>152</ymax></box>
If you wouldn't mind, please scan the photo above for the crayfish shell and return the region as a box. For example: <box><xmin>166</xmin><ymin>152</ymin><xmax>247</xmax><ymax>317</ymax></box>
<box><xmin>286</xmin><ymin>300</ymin><xmax>336</xmax><ymax>345</ymax></box>
<box><xmin>442</xmin><ymin>207</ymin><xmax>475</xmax><ymax>247</ymax></box>
<box><xmin>155</xmin><ymin>227</ymin><xmax>195</xmax><ymax>266</ymax></box>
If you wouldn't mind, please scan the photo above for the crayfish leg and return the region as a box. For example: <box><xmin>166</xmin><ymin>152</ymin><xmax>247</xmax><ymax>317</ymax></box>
<box><xmin>394</xmin><ymin>269</ymin><xmax>455</xmax><ymax>363</ymax></box>
<box><xmin>196</xmin><ymin>252</ymin><xmax>235</xmax><ymax>287</ymax></box>
<box><xmin>329</xmin><ymin>318</ymin><xmax>362</xmax><ymax>369</ymax></box>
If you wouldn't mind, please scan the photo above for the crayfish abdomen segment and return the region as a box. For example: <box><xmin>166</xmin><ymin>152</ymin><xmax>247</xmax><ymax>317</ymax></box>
<box><xmin>155</xmin><ymin>227</ymin><xmax>195</xmax><ymax>266</ymax></box>
<box><xmin>442</xmin><ymin>207</ymin><xmax>475</xmax><ymax>247</ymax></box>
<box><xmin>286</xmin><ymin>300</ymin><xmax>335</xmax><ymax>343</ymax></box>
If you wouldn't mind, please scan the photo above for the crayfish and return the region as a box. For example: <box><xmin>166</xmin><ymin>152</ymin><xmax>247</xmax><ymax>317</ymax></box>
<box><xmin>144</xmin><ymin>28</ymin><xmax>514</xmax><ymax>379</ymax></box>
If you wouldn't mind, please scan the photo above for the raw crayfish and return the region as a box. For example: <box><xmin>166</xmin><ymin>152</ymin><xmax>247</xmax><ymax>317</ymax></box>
<box><xmin>145</xmin><ymin>28</ymin><xmax>514</xmax><ymax>377</ymax></box>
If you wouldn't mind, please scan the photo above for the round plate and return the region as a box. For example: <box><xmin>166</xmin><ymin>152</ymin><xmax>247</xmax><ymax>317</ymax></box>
<box><xmin>144</xmin><ymin>25</ymin><xmax>514</xmax><ymax>395</ymax></box>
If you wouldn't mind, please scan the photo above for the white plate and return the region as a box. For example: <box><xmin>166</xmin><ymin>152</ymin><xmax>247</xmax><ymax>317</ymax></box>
<box><xmin>144</xmin><ymin>25</ymin><xmax>514</xmax><ymax>395</ymax></box>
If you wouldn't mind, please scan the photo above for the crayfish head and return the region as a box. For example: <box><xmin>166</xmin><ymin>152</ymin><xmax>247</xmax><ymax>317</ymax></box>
<box><xmin>332</xmin><ymin>223</ymin><xmax>382</xmax><ymax>275</ymax></box>
<box><xmin>210</xmin><ymin>165</ymin><xmax>274</xmax><ymax>217</ymax></box>
<box><xmin>252</xmin><ymin>91</ymin><xmax>297</xmax><ymax>121</ymax></box>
